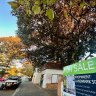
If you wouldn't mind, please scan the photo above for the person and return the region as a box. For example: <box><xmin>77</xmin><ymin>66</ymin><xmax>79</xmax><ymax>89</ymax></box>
<box><xmin>40</xmin><ymin>75</ymin><xmax>43</xmax><ymax>86</ymax></box>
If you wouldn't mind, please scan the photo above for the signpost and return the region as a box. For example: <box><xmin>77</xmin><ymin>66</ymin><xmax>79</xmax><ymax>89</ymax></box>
<box><xmin>63</xmin><ymin>58</ymin><xmax>96</xmax><ymax>96</ymax></box>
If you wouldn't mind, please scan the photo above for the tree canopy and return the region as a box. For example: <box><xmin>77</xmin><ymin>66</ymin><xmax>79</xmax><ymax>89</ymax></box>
<box><xmin>8</xmin><ymin>0</ymin><xmax>96</xmax><ymax>67</ymax></box>
<box><xmin>0</xmin><ymin>37</ymin><xmax>26</xmax><ymax>66</ymax></box>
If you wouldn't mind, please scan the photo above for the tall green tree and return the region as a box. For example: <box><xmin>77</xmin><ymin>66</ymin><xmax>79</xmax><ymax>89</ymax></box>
<box><xmin>9</xmin><ymin>0</ymin><xmax>96</xmax><ymax>67</ymax></box>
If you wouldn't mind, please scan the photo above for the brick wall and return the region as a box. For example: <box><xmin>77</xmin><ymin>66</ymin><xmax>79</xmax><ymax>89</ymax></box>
<box><xmin>46</xmin><ymin>83</ymin><xmax>58</xmax><ymax>89</ymax></box>
<box><xmin>57</xmin><ymin>76</ymin><xmax>64</xmax><ymax>96</ymax></box>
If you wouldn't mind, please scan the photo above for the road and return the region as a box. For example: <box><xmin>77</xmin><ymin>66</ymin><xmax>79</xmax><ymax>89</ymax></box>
<box><xmin>0</xmin><ymin>82</ymin><xmax>57</xmax><ymax>96</ymax></box>
<box><xmin>14</xmin><ymin>82</ymin><xmax>55</xmax><ymax>96</ymax></box>
<box><xmin>0</xmin><ymin>89</ymin><xmax>15</xmax><ymax>96</ymax></box>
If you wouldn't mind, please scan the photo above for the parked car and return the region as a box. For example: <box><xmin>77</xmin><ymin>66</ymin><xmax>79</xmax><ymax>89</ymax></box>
<box><xmin>21</xmin><ymin>76</ymin><xmax>29</xmax><ymax>82</ymax></box>
<box><xmin>28</xmin><ymin>77</ymin><xmax>32</xmax><ymax>81</ymax></box>
<box><xmin>0</xmin><ymin>77</ymin><xmax>5</xmax><ymax>89</ymax></box>
<box><xmin>4</xmin><ymin>76</ymin><xmax>21</xmax><ymax>89</ymax></box>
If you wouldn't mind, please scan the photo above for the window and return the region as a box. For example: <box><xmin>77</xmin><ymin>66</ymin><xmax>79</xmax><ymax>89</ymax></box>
<box><xmin>51</xmin><ymin>74</ymin><xmax>58</xmax><ymax>83</ymax></box>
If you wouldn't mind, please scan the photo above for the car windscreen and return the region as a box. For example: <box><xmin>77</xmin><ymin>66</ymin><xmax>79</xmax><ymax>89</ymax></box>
<box><xmin>8</xmin><ymin>77</ymin><xmax>19</xmax><ymax>80</ymax></box>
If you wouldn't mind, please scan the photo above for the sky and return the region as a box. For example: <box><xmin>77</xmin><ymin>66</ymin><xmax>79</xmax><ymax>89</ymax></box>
<box><xmin>0</xmin><ymin>0</ymin><xmax>17</xmax><ymax>37</ymax></box>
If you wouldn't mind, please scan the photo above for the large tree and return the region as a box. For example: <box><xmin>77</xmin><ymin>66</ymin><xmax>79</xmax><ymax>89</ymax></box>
<box><xmin>0</xmin><ymin>37</ymin><xmax>26</xmax><ymax>66</ymax></box>
<box><xmin>9</xmin><ymin>0</ymin><xmax>96</xmax><ymax>67</ymax></box>
<box><xmin>21</xmin><ymin>62</ymin><xmax>33</xmax><ymax>77</ymax></box>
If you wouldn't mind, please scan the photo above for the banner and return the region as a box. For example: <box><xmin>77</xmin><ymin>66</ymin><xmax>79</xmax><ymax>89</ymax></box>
<box><xmin>63</xmin><ymin>58</ymin><xmax>96</xmax><ymax>96</ymax></box>
<box><xmin>63</xmin><ymin>57</ymin><xmax>96</xmax><ymax>76</ymax></box>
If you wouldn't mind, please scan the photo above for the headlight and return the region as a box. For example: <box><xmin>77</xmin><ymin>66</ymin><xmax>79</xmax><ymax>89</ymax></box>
<box><xmin>14</xmin><ymin>82</ymin><xmax>17</xmax><ymax>84</ymax></box>
<box><xmin>3</xmin><ymin>82</ymin><xmax>5</xmax><ymax>84</ymax></box>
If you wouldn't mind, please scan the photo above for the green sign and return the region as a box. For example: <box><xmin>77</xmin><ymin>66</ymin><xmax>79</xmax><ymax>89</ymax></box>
<box><xmin>63</xmin><ymin>58</ymin><xmax>96</xmax><ymax>76</ymax></box>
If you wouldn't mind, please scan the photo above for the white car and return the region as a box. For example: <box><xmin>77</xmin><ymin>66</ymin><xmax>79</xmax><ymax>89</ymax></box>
<box><xmin>5</xmin><ymin>80</ymin><xmax>19</xmax><ymax>88</ymax></box>
<box><xmin>4</xmin><ymin>76</ymin><xmax>21</xmax><ymax>89</ymax></box>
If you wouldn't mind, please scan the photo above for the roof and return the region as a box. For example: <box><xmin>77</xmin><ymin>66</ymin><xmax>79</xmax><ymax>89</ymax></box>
<box><xmin>41</xmin><ymin>61</ymin><xmax>64</xmax><ymax>71</ymax></box>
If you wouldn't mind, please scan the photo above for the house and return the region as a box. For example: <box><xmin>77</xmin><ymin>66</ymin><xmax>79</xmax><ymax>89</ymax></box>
<box><xmin>40</xmin><ymin>61</ymin><xmax>63</xmax><ymax>89</ymax></box>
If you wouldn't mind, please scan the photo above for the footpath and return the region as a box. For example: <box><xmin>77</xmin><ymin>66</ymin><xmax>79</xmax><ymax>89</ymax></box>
<box><xmin>13</xmin><ymin>82</ymin><xmax>57</xmax><ymax>96</ymax></box>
